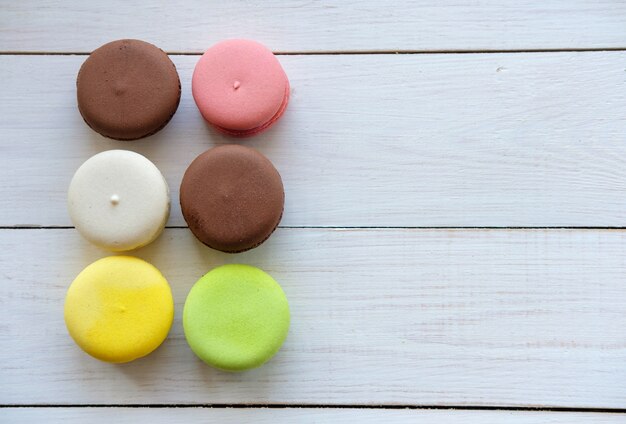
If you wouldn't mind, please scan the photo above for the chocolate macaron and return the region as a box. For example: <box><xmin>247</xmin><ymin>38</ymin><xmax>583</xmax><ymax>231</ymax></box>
<box><xmin>77</xmin><ymin>39</ymin><xmax>181</xmax><ymax>140</ymax></box>
<box><xmin>180</xmin><ymin>145</ymin><xmax>284</xmax><ymax>253</ymax></box>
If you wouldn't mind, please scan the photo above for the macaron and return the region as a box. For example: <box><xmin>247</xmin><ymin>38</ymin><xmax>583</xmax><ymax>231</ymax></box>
<box><xmin>64</xmin><ymin>256</ymin><xmax>174</xmax><ymax>363</ymax></box>
<box><xmin>68</xmin><ymin>150</ymin><xmax>170</xmax><ymax>251</ymax></box>
<box><xmin>77</xmin><ymin>39</ymin><xmax>181</xmax><ymax>140</ymax></box>
<box><xmin>183</xmin><ymin>264</ymin><xmax>290</xmax><ymax>371</ymax></box>
<box><xmin>180</xmin><ymin>145</ymin><xmax>284</xmax><ymax>253</ymax></box>
<box><xmin>192</xmin><ymin>39</ymin><xmax>290</xmax><ymax>137</ymax></box>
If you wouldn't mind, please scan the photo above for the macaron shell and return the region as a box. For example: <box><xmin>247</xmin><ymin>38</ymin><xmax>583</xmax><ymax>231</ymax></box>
<box><xmin>183</xmin><ymin>264</ymin><xmax>290</xmax><ymax>371</ymax></box>
<box><xmin>68</xmin><ymin>150</ymin><xmax>170</xmax><ymax>251</ymax></box>
<box><xmin>64</xmin><ymin>256</ymin><xmax>174</xmax><ymax>363</ymax></box>
<box><xmin>192</xmin><ymin>39</ymin><xmax>289</xmax><ymax>132</ymax></box>
<box><xmin>179</xmin><ymin>145</ymin><xmax>284</xmax><ymax>253</ymax></box>
<box><xmin>77</xmin><ymin>39</ymin><xmax>181</xmax><ymax>140</ymax></box>
<box><xmin>212</xmin><ymin>82</ymin><xmax>290</xmax><ymax>137</ymax></box>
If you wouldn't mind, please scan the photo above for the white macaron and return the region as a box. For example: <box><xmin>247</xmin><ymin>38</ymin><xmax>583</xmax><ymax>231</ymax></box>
<box><xmin>68</xmin><ymin>150</ymin><xmax>170</xmax><ymax>251</ymax></box>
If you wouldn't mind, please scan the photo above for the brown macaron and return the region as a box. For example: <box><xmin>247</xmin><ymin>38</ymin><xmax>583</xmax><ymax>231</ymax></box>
<box><xmin>180</xmin><ymin>145</ymin><xmax>284</xmax><ymax>253</ymax></box>
<box><xmin>77</xmin><ymin>39</ymin><xmax>181</xmax><ymax>140</ymax></box>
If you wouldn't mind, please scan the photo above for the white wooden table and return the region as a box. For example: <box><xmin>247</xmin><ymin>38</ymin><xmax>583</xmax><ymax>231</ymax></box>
<box><xmin>2</xmin><ymin>1</ymin><xmax>626</xmax><ymax>422</ymax></box>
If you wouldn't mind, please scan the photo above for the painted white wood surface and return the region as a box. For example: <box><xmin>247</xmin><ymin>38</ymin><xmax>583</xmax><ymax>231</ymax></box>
<box><xmin>2</xmin><ymin>52</ymin><xmax>626</xmax><ymax>228</ymax></box>
<box><xmin>1</xmin><ymin>228</ymin><xmax>625</xmax><ymax>407</ymax></box>
<box><xmin>2</xmin><ymin>2</ymin><xmax>625</xmax><ymax>419</ymax></box>
<box><xmin>3</xmin><ymin>408</ymin><xmax>625</xmax><ymax>424</ymax></box>
<box><xmin>2</xmin><ymin>1</ymin><xmax>626</xmax><ymax>53</ymax></box>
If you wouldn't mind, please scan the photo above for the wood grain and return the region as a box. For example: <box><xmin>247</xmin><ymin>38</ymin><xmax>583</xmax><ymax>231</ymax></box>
<box><xmin>1</xmin><ymin>1</ymin><xmax>626</xmax><ymax>53</ymax></box>
<box><xmin>1</xmin><ymin>228</ymin><xmax>625</xmax><ymax>407</ymax></box>
<box><xmin>1</xmin><ymin>53</ymin><xmax>626</xmax><ymax>228</ymax></box>
<box><xmin>3</xmin><ymin>408</ymin><xmax>625</xmax><ymax>423</ymax></box>
<box><xmin>3</xmin><ymin>2</ymin><xmax>626</xmax><ymax>418</ymax></box>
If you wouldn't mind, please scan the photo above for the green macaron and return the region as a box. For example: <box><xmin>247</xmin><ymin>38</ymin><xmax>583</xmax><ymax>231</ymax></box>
<box><xmin>183</xmin><ymin>264</ymin><xmax>290</xmax><ymax>371</ymax></box>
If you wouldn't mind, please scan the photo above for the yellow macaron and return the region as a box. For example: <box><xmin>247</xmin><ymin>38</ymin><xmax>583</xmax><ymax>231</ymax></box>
<box><xmin>64</xmin><ymin>256</ymin><xmax>174</xmax><ymax>363</ymax></box>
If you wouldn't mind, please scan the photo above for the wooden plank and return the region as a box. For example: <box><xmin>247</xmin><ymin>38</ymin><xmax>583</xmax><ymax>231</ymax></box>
<box><xmin>3</xmin><ymin>408</ymin><xmax>625</xmax><ymax>423</ymax></box>
<box><xmin>1</xmin><ymin>1</ymin><xmax>626</xmax><ymax>53</ymax></box>
<box><xmin>1</xmin><ymin>228</ymin><xmax>625</xmax><ymax>407</ymax></box>
<box><xmin>2</xmin><ymin>52</ymin><xmax>626</xmax><ymax>228</ymax></box>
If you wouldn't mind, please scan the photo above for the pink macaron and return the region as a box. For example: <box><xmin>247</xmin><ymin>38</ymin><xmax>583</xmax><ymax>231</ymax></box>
<box><xmin>192</xmin><ymin>39</ymin><xmax>290</xmax><ymax>137</ymax></box>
